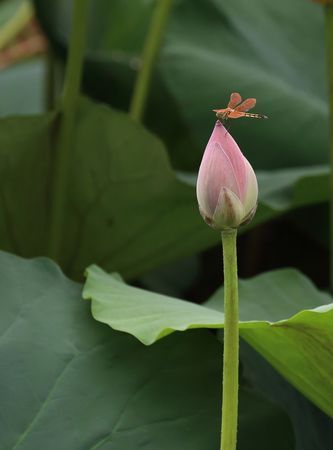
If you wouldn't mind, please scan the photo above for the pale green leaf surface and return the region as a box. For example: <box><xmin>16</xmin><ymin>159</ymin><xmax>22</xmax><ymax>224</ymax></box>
<box><xmin>83</xmin><ymin>265</ymin><xmax>226</xmax><ymax>343</ymax></box>
<box><xmin>83</xmin><ymin>266</ymin><xmax>333</xmax><ymax>417</ymax></box>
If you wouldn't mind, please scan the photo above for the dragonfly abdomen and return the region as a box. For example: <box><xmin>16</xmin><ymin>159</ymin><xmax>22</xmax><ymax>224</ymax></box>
<box><xmin>243</xmin><ymin>112</ymin><xmax>268</xmax><ymax>119</ymax></box>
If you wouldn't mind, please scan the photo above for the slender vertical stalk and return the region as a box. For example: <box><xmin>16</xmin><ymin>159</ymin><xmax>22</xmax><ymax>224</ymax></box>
<box><xmin>326</xmin><ymin>4</ymin><xmax>333</xmax><ymax>291</ymax></box>
<box><xmin>47</xmin><ymin>0</ymin><xmax>89</xmax><ymax>260</ymax></box>
<box><xmin>220</xmin><ymin>229</ymin><xmax>239</xmax><ymax>450</ymax></box>
<box><xmin>129</xmin><ymin>0</ymin><xmax>173</xmax><ymax>122</ymax></box>
<box><xmin>45</xmin><ymin>50</ymin><xmax>56</xmax><ymax>111</ymax></box>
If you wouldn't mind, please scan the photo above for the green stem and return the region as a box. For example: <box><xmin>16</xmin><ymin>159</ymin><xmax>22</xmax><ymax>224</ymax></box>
<box><xmin>47</xmin><ymin>0</ymin><xmax>89</xmax><ymax>260</ymax></box>
<box><xmin>221</xmin><ymin>229</ymin><xmax>239</xmax><ymax>450</ymax></box>
<box><xmin>45</xmin><ymin>50</ymin><xmax>56</xmax><ymax>111</ymax></box>
<box><xmin>326</xmin><ymin>4</ymin><xmax>333</xmax><ymax>291</ymax></box>
<box><xmin>129</xmin><ymin>0</ymin><xmax>173</xmax><ymax>122</ymax></box>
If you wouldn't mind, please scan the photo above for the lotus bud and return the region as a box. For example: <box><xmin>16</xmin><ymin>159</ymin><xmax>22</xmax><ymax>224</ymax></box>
<box><xmin>196</xmin><ymin>121</ymin><xmax>258</xmax><ymax>231</ymax></box>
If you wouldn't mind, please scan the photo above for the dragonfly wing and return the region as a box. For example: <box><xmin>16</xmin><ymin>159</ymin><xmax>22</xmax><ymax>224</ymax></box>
<box><xmin>213</xmin><ymin>108</ymin><xmax>227</xmax><ymax>113</ymax></box>
<box><xmin>235</xmin><ymin>98</ymin><xmax>256</xmax><ymax>112</ymax></box>
<box><xmin>228</xmin><ymin>92</ymin><xmax>242</xmax><ymax>109</ymax></box>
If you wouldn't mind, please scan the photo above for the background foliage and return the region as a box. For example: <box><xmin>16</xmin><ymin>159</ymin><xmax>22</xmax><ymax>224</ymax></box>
<box><xmin>0</xmin><ymin>0</ymin><xmax>332</xmax><ymax>448</ymax></box>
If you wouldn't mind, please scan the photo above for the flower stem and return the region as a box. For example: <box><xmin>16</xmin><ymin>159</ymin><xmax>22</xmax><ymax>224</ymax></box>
<box><xmin>221</xmin><ymin>229</ymin><xmax>239</xmax><ymax>450</ymax></box>
<box><xmin>129</xmin><ymin>0</ymin><xmax>173</xmax><ymax>122</ymax></box>
<box><xmin>325</xmin><ymin>4</ymin><xmax>333</xmax><ymax>291</ymax></box>
<box><xmin>47</xmin><ymin>0</ymin><xmax>89</xmax><ymax>261</ymax></box>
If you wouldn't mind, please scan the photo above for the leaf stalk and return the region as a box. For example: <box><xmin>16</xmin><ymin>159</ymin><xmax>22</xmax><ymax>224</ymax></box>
<box><xmin>129</xmin><ymin>0</ymin><xmax>173</xmax><ymax>122</ymax></box>
<box><xmin>326</xmin><ymin>5</ymin><xmax>333</xmax><ymax>291</ymax></box>
<box><xmin>47</xmin><ymin>0</ymin><xmax>89</xmax><ymax>261</ymax></box>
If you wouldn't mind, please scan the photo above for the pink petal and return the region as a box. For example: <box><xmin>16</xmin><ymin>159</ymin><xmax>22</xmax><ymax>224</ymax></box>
<box><xmin>196</xmin><ymin>139</ymin><xmax>239</xmax><ymax>217</ymax></box>
<box><xmin>208</xmin><ymin>122</ymin><xmax>248</xmax><ymax>201</ymax></box>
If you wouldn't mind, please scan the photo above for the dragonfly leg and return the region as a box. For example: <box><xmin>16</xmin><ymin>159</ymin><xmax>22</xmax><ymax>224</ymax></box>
<box><xmin>220</xmin><ymin>111</ymin><xmax>228</xmax><ymax>127</ymax></box>
<box><xmin>224</xmin><ymin>120</ymin><xmax>232</xmax><ymax>135</ymax></box>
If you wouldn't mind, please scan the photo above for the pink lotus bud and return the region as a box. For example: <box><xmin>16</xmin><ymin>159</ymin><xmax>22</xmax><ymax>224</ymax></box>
<box><xmin>196</xmin><ymin>121</ymin><xmax>258</xmax><ymax>230</ymax></box>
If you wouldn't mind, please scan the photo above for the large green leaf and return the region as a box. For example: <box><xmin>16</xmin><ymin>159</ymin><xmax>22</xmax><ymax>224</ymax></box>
<box><xmin>0</xmin><ymin>250</ymin><xmax>293</xmax><ymax>449</ymax></box>
<box><xmin>0</xmin><ymin>96</ymin><xmax>328</xmax><ymax>278</ymax></box>
<box><xmin>83</xmin><ymin>266</ymin><xmax>333</xmax><ymax>417</ymax></box>
<box><xmin>240</xmin><ymin>340</ymin><xmax>333</xmax><ymax>450</ymax></box>
<box><xmin>33</xmin><ymin>0</ymin><xmax>328</xmax><ymax>170</ymax></box>
<box><xmin>161</xmin><ymin>0</ymin><xmax>327</xmax><ymax>170</ymax></box>
<box><xmin>0</xmin><ymin>98</ymin><xmax>212</xmax><ymax>278</ymax></box>
<box><xmin>0</xmin><ymin>111</ymin><xmax>56</xmax><ymax>256</ymax></box>
<box><xmin>236</xmin><ymin>389</ymin><xmax>294</xmax><ymax>450</ymax></box>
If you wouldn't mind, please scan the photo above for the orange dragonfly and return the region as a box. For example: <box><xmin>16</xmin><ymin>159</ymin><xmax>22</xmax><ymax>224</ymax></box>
<box><xmin>213</xmin><ymin>92</ymin><xmax>268</xmax><ymax>123</ymax></box>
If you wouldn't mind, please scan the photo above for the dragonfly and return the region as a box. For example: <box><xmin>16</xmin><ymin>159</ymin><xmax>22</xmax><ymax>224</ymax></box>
<box><xmin>213</xmin><ymin>92</ymin><xmax>268</xmax><ymax>123</ymax></box>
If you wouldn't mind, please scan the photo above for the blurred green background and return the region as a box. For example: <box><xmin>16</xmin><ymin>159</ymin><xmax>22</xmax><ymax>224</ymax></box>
<box><xmin>0</xmin><ymin>1</ymin><xmax>332</xmax><ymax>450</ymax></box>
